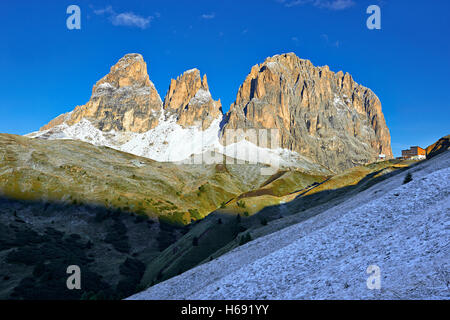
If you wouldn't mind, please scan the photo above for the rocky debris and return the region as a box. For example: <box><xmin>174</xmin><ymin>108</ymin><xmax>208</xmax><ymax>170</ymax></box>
<box><xmin>222</xmin><ymin>53</ymin><xmax>393</xmax><ymax>173</ymax></box>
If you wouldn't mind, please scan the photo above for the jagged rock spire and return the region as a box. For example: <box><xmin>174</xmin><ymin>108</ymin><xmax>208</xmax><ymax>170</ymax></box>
<box><xmin>163</xmin><ymin>68</ymin><xmax>222</xmax><ymax>129</ymax></box>
<box><xmin>41</xmin><ymin>53</ymin><xmax>163</xmax><ymax>133</ymax></box>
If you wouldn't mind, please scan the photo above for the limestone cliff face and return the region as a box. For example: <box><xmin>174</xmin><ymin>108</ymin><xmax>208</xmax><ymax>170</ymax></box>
<box><xmin>222</xmin><ymin>53</ymin><xmax>392</xmax><ymax>172</ymax></box>
<box><xmin>41</xmin><ymin>54</ymin><xmax>164</xmax><ymax>133</ymax></box>
<box><xmin>40</xmin><ymin>55</ymin><xmax>223</xmax><ymax>133</ymax></box>
<box><xmin>163</xmin><ymin>69</ymin><xmax>222</xmax><ymax>129</ymax></box>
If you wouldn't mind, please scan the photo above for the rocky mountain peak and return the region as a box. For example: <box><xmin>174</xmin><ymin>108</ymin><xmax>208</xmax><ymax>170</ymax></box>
<box><xmin>40</xmin><ymin>53</ymin><xmax>165</xmax><ymax>133</ymax></box>
<box><xmin>222</xmin><ymin>52</ymin><xmax>393</xmax><ymax>173</ymax></box>
<box><xmin>40</xmin><ymin>56</ymin><xmax>223</xmax><ymax>134</ymax></box>
<box><xmin>163</xmin><ymin>69</ymin><xmax>222</xmax><ymax>129</ymax></box>
<box><xmin>93</xmin><ymin>53</ymin><xmax>151</xmax><ymax>91</ymax></box>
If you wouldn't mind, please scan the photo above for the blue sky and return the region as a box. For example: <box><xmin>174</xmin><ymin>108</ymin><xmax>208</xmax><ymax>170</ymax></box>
<box><xmin>0</xmin><ymin>0</ymin><xmax>449</xmax><ymax>157</ymax></box>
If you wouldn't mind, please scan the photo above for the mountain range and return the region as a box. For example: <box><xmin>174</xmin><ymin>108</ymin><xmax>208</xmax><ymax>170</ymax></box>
<box><xmin>3</xmin><ymin>52</ymin><xmax>446</xmax><ymax>301</ymax></box>
<box><xmin>28</xmin><ymin>53</ymin><xmax>392</xmax><ymax>174</ymax></box>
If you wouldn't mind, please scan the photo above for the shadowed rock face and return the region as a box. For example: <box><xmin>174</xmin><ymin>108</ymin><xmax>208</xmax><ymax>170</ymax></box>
<box><xmin>163</xmin><ymin>69</ymin><xmax>222</xmax><ymax>129</ymax></box>
<box><xmin>222</xmin><ymin>52</ymin><xmax>393</xmax><ymax>173</ymax></box>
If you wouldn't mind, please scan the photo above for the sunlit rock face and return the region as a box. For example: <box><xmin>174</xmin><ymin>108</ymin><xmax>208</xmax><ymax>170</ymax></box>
<box><xmin>163</xmin><ymin>68</ymin><xmax>222</xmax><ymax>130</ymax></box>
<box><xmin>41</xmin><ymin>53</ymin><xmax>164</xmax><ymax>133</ymax></box>
<box><xmin>222</xmin><ymin>52</ymin><xmax>393</xmax><ymax>173</ymax></box>
<box><xmin>40</xmin><ymin>54</ymin><xmax>223</xmax><ymax>134</ymax></box>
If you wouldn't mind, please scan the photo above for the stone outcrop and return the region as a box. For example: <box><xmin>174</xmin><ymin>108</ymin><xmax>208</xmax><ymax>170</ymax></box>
<box><xmin>163</xmin><ymin>69</ymin><xmax>222</xmax><ymax>129</ymax></box>
<box><xmin>40</xmin><ymin>54</ymin><xmax>223</xmax><ymax>133</ymax></box>
<box><xmin>222</xmin><ymin>53</ymin><xmax>393</xmax><ymax>172</ymax></box>
<box><xmin>426</xmin><ymin>135</ymin><xmax>450</xmax><ymax>159</ymax></box>
<box><xmin>41</xmin><ymin>54</ymin><xmax>164</xmax><ymax>133</ymax></box>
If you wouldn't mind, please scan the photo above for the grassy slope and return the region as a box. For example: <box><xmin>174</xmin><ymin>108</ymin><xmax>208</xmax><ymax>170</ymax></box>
<box><xmin>140</xmin><ymin>159</ymin><xmax>417</xmax><ymax>288</ymax></box>
<box><xmin>0</xmin><ymin>133</ymin><xmax>420</xmax><ymax>298</ymax></box>
<box><xmin>0</xmin><ymin>134</ymin><xmax>325</xmax><ymax>299</ymax></box>
<box><xmin>0</xmin><ymin>134</ymin><xmax>269</xmax><ymax>224</ymax></box>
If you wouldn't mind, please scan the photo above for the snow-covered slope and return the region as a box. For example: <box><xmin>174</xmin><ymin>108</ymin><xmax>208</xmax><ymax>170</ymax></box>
<box><xmin>26</xmin><ymin>115</ymin><xmax>329</xmax><ymax>173</ymax></box>
<box><xmin>26</xmin><ymin>114</ymin><xmax>222</xmax><ymax>162</ymax></box>
<box><xmin>128</xmin><ymin>151</ymin><xmax>450</xmax><ymax>300</ymax></box>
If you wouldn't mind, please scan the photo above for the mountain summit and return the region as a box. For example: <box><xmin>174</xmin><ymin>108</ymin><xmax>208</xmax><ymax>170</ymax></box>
<box><xmin>30</xmin><ymin>53</ymin><xmax>392</xmax><ymax>173</ymax></box>
<box><xmin>163</xmin><ymin>68</ymin><xmax>222</xmax><ymax>130</ymax></box>
<box><xmin>223</xmin><ymin>53</ymin><xmax>392</xmax><ymax>172</ymax></box>
<box><xmin>41</xmin><ymin>53</ymin><xmax>163</xmax><ymax>133</ymax></box>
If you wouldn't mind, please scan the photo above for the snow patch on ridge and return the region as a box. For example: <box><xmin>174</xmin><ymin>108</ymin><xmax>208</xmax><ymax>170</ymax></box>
<box><xmin>189</xmin><ymin>89</ymin><xmax>212</xmax><ymax>105</ymax></box>
<box><xmin>97</xmin><ymin>82</ymin><xmax>115</xmax><ymax>90</ymax></box>
<box><xmin>122</xmin><ymin>116</ymin><xmax>222</xmax><ymax>162</ymax></box>
<box><xmin>26</xmin><ymin>114</ymin><xmax>318</xmax><ymax>172</ymax></box>
<box><xmin>27</xmin><ymin>119</ymin><xmax>127</xmax><ymax>147</ymax></box>
<box><xmin>26</xmin><ymin>115</ymin><xmax>224</xmax><ymax>163</ymax></box>
<box><xmin>184</xmin><ymin>68</ymin><xmax>199</xmax><ymax>75</ymax></box>
<box><xmin>219</xmin><ymin>139</ymin><xmax>324</xmax><ymax>172</ymax></box>
<box><xmin>265</xmin><ymin>62</ymin><xmax>279</xmax><ymax>69</ymax></box>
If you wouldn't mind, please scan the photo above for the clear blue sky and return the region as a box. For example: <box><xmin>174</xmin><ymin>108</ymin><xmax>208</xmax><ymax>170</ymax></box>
<box><xmin>0</xmin><ymin>0</ymin><xmax>449</xmax><ymax>157</ymax></box>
